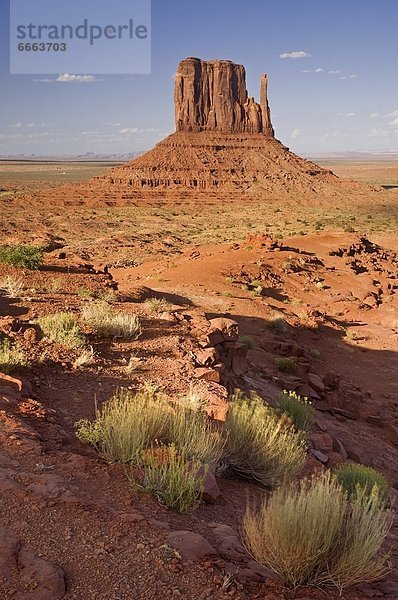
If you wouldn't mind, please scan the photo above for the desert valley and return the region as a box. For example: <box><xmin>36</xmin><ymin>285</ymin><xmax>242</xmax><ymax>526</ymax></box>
<box><xmin>0</xmin><ymin>56</ymin><xmax>398</xmax><ymax>600</ymax></box>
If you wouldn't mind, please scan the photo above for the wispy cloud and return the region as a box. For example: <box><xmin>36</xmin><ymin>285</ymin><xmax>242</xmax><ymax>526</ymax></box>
<box><xmin>32</xmin><ymin>78</ymin><xmax>53</xmax><ymax>83</ymax></box>
<box><xmin>386</xmin><ymin>109</ymin><xmax>398</xmax><ymax>117</ymax></box>
<box><xmin>290</xmin><ymin>128</ymin><xmax>301</xmax><ymax>139</ymax></box>
<box><xmin>328</xmin><ymin>70</ymin><xmax>342</xmax><ymax>74</ymax></box>
<box><xmin>56</xmin><ymin>74</ymin><xmax>97</xmax><ymax>83</ymax></box>
<box><xmin>119</xmin><ymin>127</ymin><xmax>139</xmax><ymax>134</ymax></box>
<box><xmin>339</xmin><ymin>75</ymin><xmax>358</xmax><ymax>79</ymax></box>
<box><xmin>102</xmin><ymin>122</ymin><xmax>122</xmax><ymax>127</ymax></box>
<box><xmin>337</xmin><ymin>112</ymin><xmax>357</xmax><ymax>117</ymax></box>
<box><xmin>369</xmin><ymin>112</ymin><xmax>378</xmax><ymax>119</ymax></box>
<box><xmin>389</xmin><ymin>117</ymin><xmax>398</xmax><ymax>127</ymax></box>
<box><xmin>280</xmin><ymin>51</ymin><xmax>311</xmax><ymax>59</ymax></box>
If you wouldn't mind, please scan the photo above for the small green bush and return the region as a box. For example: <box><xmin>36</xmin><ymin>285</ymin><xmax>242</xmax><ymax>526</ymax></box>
<box><xmin>224</xmin><ymin>393</ymin><xmax>306</xmax><ymax>487</ymax></box>
<box><xmin>334</xmin><ymin>463</ymin><xmax>391</xmax><ymax>507</ymax></box>
<box><xmin>131</xmin><ymin>446</ymin><xmax>206</xmax><ymax>513</ymax></box>
<box><xmin>243</xmin><ymin>471</ymin><xmax>392</xmax><ymax>591</ymax></box>
<box><xmin>0</xmin><ymin>245</ymin><xmax>43</xmax><ymax>270</ymax></box>
<box><xmin>38</xmin><ymin>312</ymin><xmax>85</xmax><ymax>348</ymax></box>
<box><xmin>81</xmin><ymin>301</ymin><xmax>141</xmax><ymax>339</ymax></box>
<box><xmin>0</xmin><ymin>339</ymin><xmax>28</xmax><ymax>374</ymax></box>
<box><xmin>278</xmin><ymin>390</ymin><xmax>315</xmax><ymax>432</ymax></box>
<box><xmin>75</xmin><ymin>387</ymin><xmax>170</xmax><ymax>464</ymax></box>
<box><xmin>276</xmin><ymin>357</ymin><xmax>297</xmax><ymax>373</ymax></box>
<box><xmin>238</xmin><ymin>334</ymin><xmax>256</xmax><ymax>349</ymax></box>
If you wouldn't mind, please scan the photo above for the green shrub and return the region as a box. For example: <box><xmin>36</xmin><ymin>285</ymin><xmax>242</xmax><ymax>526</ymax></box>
<box><xmin>81</xmin><ymin>301</ymin><xmax>141</xmax><ymax>339</ymax></box>
<box><xmin>277</xmin><ymin>390</ymin><xmax>315</xmax><ymax>432</ymax></box>
<box><xmin>224</xmin><ymin>394</ymin><xmax>306</xmax><ymax>487</ymax></box>
<box><xmin>238</xmin><ymin>334</ymin><xmax>256</xmax><ymax>349</ymax></box>
<box><xmin>276</xmin><ymin>357</ymin><xmax>297</xmax><ymax>373</ymax></box>
<box><xmin>75</xmin><ymin>387</ymin><xmax>225</xmax><ymax>468</ymax></box>
<box><xmin>75</xmin><ymin>387</ymin><xmax>171</xmax><ymax>464</ymax></box>
<box><xmin>0</xmin><ymin>245</ymin><xmax>43</xmax><ymax>270</ymax></box>
<box><xmin>334</xmin><ymin>463</ymin><xmax>391</xmax><ymax>507</ymax></box>
<box><xmin>0</xmin><ymin>339</ymin><xmax>28</xmax><ymax>374</ymax></box>
<box><xmin>38</xmin><ymin>312</ymin><xmax>85</xmax><ymax>348</ymax></box>
<box><xmin>130</xmin><ymin>446</ymin><xmax>205</xmax><ymax>513</ymax></box>
<box><xmin>243</xmin><ymin>471</ymin><xmax>392</xmax><ymax>591</ymax></box>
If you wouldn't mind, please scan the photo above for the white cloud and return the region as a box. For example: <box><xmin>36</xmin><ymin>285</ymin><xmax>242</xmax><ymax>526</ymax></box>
<box><xmin>314</xmin><ymin>68</ymin><xmax>324</xmax><ymax>73</ymax></box>
<box><xmin>336</xmin><ymin>112</ymin><xmax>357</xmax><ymax>117</ymax></box>
<box><xmin>389</xmin><ymin>117</ymin><xmax>398</xmax><ymax>127</ymax></box>
<box><xmin>56</xmin><ymin>74</ymin><xmax>97</xmax><ymax>83</ymax></box>
<box><xmin>339</xmin><ymin>75</ymin><xmax>358</xmax><ymax>80</ymax></box>
<box><xmin>10</xmin><ymin>122</ymin><xmax>23</xmax><ymax>128</ymax></box>
<box><xmin>302</xmin><ymin>69</ymin><xmax>312</xmax><ymax>73</ymax></box>
<box><xmin>33</xmin><ymin>78</ymin><xmax>54</xmax><ymax>83</ymax></box>
<box><xmin>279</xmin><ymin>51</ymin><xmax>311</xmax><ymax>59</ymax></box>
<box><xmin>369</xmin><ymin>112</ymin><xmax>378</xmax><ymax>119</ymax></box>
<box><xmin>290</xmin><ymin>128</ymin><xmax>301</xmax><ymax>139</ymax></box>
<box><xmin>119</xmin><ymin>127</ymin><xmax>139</xmax><ymax>134</ymax></box>
<box><xmin>328</xmin><ymin>70</ymin><xmax>341</xmax><ymax>74</ymax></box>
<box><xmin>102</xmin><ymin>122</ymin><xmax>121</xmax><ymax>127</ymax></box>
<box><xmin>386</xmin><ymin>109</ymin><xmax>398</xmax><ymax>117</ymax></box>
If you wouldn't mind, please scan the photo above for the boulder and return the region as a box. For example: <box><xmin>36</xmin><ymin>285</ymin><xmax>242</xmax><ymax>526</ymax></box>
<box><xmin>166</xmin><ymin>531</ymin><xmax>217</xmax><ymax>562</ymax></box>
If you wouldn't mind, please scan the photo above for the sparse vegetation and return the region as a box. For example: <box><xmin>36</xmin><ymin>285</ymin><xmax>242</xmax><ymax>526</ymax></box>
<box><xmin>269</xmin><ymin>317</ymin><xmax>288</xmax><ymax>333</ymax></box>
<box><xmin>75</xmin><ymin>386</ymin><xmax>225</xmax><ymax>470</ymax></box>
<box><xmin>73</xmin><ymin>346</ymin><xmax>95</xmax><ymax>369</ymax></box>
<box><xmin>310</xmin><ymin>348</ymin><xmax>321</xmax><ymax>359</ymax></box>
<box><xmin>124</xmin><ymin>352</ymin><xmax>143</xmax><ymax>374</ymax></box>
<box><xmin>81</xmin><ymin>301</ymin><xmax>141</xmax><ymax>339</ymax></box>
<box><xmin>334</xmin><ymin>463</ymin><xmax>392</xmax><ymax>507</ymax></box>
<box><xmin>243</xmin><ymin>471</ymin><xmax>392</xmax><ymax>591</ymax></box>
<box><xmin>145</xmin><ymin>297</ymin><xmax>172</xmax><ymax>314</ymax></box>
<box><xmin>224</xmin><ymin>393</ymin><xmax>306</xmax><ymax>487</ymax></box>
<box><xmin>277</xmin><ymin>390</ymin><xmax>315</xmax><ymax>432</ymax></box>
<box><xmin>130</xmin><ymin>446</ymin><xmax>205</xmax><ymax>513</ymax></box>
<box><xmin>0</xmin><ymin>245</ymin><xmax>43</xmax><ymax>270</ymax></box>
<box><xmin>0</xmin><ymin>338</ymin><xmax>29</xmax><ymax>373</ymax></box>
<box><xmin>38</xmin><ymin>312</ymin><xmax>85</xmax><ymax>348</ymax></box>
<box><xmin>238</xmin><ymin>334</ymin><xmax>256</xmax><ymax>349</ymax></box>
<box><xmin>0</xmin><ymin>275</ymin><xmax>24</xmax><ymax>298</ymax></box>
<box><xmin>275</xmin><ymin>357</ymin><xmax>297</xmax><ymax>373</ymax></box>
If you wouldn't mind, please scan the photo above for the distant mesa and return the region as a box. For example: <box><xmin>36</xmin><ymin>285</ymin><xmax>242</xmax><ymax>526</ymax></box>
<box><xmin>23</xmin><ymin>57</ymin><xmax>373</xmax><ymax>206</ymax></box>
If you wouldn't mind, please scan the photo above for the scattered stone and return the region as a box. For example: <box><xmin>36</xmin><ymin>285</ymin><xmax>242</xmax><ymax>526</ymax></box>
<box><xmin>167</xmin><ymin>531</ymin><xmax>217</xmax><ymax>562</ymax></box>
<box><xmin>308</xmin><ymin>373</ymin><xmax>325</xmax><ymax>392</ymax></box>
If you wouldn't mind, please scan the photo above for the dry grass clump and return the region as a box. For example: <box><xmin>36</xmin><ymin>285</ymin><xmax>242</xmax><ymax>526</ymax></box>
<box><xmin>144</xmin><ymin>297</ymin><xmax>172</xmax><ymax>314</ymax></box>
<box><xmin>75</xmin><ymin>386</ymin><xmax>225</xmax><ymax>469</ymax></box>
<box><xmin>0</xmin><ymin>275</ymin><xmax>24</xmax><ymax>298</ymax></box>
<box><xmin>38</xmin><ymin>312</ymin><xmax>85</xmax><ymax>349</ymax></box>
<box><xmin>243</xmin><ymin>471</ymin><xmax>392</xmax><ymax>591</ymax></box>
<box><xmin>81</xmin><ymin>301</ymin><xmax>141</xmax><ymax>339</ymax></box>
<box><xmin>73</xmin><ymin>346</ymin><xmax>95</xmax><ymax>369</ymax></box>
<box><xmin>131</xmin><ymin>446</ymin><xmax>206</xmax><ymax>513</ymax></box>
<box><xmin>0</xmin><ymin>339</ymin><xmax>29</xmax><ymax>374</ymax></box>
<box><xmin>224</xmin><ymin>393</ymin><xmax>306</xmax><ymax>487</ymax></box>
<box><xmin>334</xmin><ymin>463</ymin><xmax>392</xmax><ymax>507</ymax></box>
<box><xmin>75</xmin><ymin>386</ymin><xmax>170</xmax><ymax>464</ymax></box>
<box><xmin>277</xmin><ymin>390</ymin><xmax>315</xmax><ymax>432</ymax></box>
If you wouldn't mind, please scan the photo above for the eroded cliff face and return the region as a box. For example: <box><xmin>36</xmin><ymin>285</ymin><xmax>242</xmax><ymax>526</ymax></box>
<box><xmin>174</xmin><ymin>57</ymin><xmax>274</xmax><ymax>135</ymax></box>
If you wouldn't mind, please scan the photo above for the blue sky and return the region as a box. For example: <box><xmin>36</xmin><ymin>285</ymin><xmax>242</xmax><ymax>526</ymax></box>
<box><xmin>1</xmin><ymin>0</ymin><xmax>398</xmax><ymax>156</ymax></box>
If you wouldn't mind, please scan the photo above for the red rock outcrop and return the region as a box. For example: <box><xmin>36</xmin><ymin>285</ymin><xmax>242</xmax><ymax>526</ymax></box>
<box><xmin>174</xmin><ymin>57</ymin><xmax>274</xmax><ymax>135</ymax></box>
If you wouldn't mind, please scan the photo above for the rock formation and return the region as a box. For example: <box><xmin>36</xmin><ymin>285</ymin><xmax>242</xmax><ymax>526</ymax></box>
<box><xmin>174</xmin><ymin>57</ymin><xmax>274</xmax><ymax>135</ymax></box>
<box><xmin>23</xmin><ymin>57</ymin><xmax>371</xmax><ymax>206</ymax></box>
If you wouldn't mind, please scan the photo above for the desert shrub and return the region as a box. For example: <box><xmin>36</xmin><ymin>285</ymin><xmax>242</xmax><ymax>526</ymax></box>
<box><xmin>277</xmin><ymin>390</ymin><xmax>315</xmax><ymax>432</ymax></box>
<box><xmin>81</xmin><ymin>301</ymin><xmax>141</xmax><ymax>339</ymax></box>
<box><xmin>238</xmin><ymin>334</ymin><xmax>256</xmax><ymax>349</ymax></box>
<box><xmin>170</xmin><ymin>404</ymin><xmax>225</xmax><ymax>470</ymax></box>
<box><xmin>0</xmin><ymin>275</ymin><xmax>24</xmax><ymax>298</ymax></box>
<box><xmin>0</xmin><ymin>339</ymin><xmax>28</xmax><ymax>374</ymax></box>
<box><xmin>0</xmin><ymin>245</ymin><xmax>43</xmax><ymax>270</ymax></box>
<box><xmin>334</xmin><ymin>464</ymin><xmax>391</xmax><ymax>507</ymax></box>
<box><xmin>270</xmin><ymin>317</ymin><xmax>288</xmax><ymax>333</ymax></box>
<box><xmin>75</xmin><ymin>387</ymin><xmax>171</xmax><ymax>464</ymax></box>
<box><xmin>75</xmin><ymin>386</ymin><xmax>225</xmax><ymax>470</ymax></box>
<box><xmin>38</xmin><ymin>312</ymin><xmax>85</xmax><ymax>348</ymax></box>
<box><xmin>243</xmin><ymin>471</ymin><xmax>392</xmax><ymax>591</ymax></box>
<box><xmin>131</xmin><ymin>446</ymin><xmax>205</xmax><ymax>513</ymax></box>
<box><xmin>144</xmin><ymin>297</ymin><xmax>172</xmax><ymax>314</ymax></box>
<box><xmin>224</xmin><ymin>394</ymin><xmax>306</xmax><ymax>487</ymax></box>
<box><xmin>275</xmin><ymin>357</ymin><xmax>297</xmax><ymax>373</ymax></box>
<box><xmin>73</xmin><ymin>346</ymin><xmax>95</xmax><ymax>369</ymax></box>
